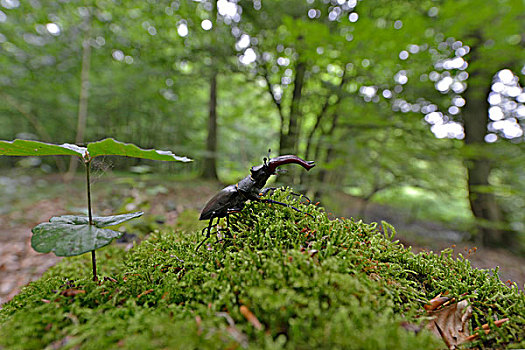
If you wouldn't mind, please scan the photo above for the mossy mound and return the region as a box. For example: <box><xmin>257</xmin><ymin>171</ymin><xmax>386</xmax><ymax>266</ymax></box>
<box><xmin>0</xmin><ymin>189</ymin><xmax>523</xmax><ymax>349</ymax></box>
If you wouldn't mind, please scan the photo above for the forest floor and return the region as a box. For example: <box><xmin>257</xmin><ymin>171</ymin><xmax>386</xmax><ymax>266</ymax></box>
<box><xmin>1</xmin><ymin>171</ymin><xmax>524</xmax><ymax>305</ymax></box>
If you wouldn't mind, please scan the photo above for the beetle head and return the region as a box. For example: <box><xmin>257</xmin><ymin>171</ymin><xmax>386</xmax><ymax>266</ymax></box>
<box><xmin>249</xmin><ymin>154</ymin><xmax>315</xmax><ymax>188</ymax></box>
<box><xmin>250</xmin><ymin>157</ymin><xmax>274</xmax><ymax>188</ymax></box>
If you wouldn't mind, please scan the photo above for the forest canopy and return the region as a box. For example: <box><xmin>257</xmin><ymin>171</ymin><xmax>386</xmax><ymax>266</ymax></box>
<box><xmin>0</xmin><ymin>0</ymin><xmax>524</xmax><ymax>249</ymax></box>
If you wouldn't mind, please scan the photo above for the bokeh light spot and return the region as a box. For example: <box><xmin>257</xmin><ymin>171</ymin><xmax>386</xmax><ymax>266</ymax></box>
<box><xmin>348</xmin><ymin>12</ymin><xmax>358</xmax><ymax>22</ymax></box>
<box><xmin>177</xmin><ymin>22</ymin><xmax>188</xmax><ymax>37</ymax></box>
<box><xmin>46</xmin><ymin>23</ymin><xmax>60</xmax><ymax>35</ymax></box>
<box><xmin>201</xmin><ymin>19</ymin><xmax>212</xmax><ymax>30</ymax></box>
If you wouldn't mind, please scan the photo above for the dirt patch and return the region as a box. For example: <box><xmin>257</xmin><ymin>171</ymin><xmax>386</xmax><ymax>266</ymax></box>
<box><xmin>0</xmin><ymin>199</ymin><xmax>65</xmax><ymax>304</ymax></box>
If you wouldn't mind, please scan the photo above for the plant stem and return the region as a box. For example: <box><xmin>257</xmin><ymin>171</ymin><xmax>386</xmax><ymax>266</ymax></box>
<box><xmin>91</xmin><ymin>250</ymin><xmax>97</xmax><ymax>281</ymax></box>
<box><xmin>85</xmin><ymin>161</ymin><xmax>98</xmax><ymax>281</ymax></box>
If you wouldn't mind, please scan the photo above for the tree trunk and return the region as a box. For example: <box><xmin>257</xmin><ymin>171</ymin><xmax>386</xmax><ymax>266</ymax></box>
<box><xmin>276</xmin><ymin>61</ymin><xmax>306</xmax><ymax>186</ymax></box>
<box><xmin>301</xmin><ymin>71</ymin><xmax>347</xmax><ymax>186</ymax></box>
<box><xmin>202</xmin><ymin>71</ymin><xmax>219</xmax><ymax>180</ymax></box>
<box><xmin>313</xmin><ymin>111</ymin><xmax>341</xmax><ymax>198</ymax></box>
<box><xmin>67</xmin><ymin>14</ymin><xmax>92</xmax><ymax>179</ymax></box>
<box><xmin>462</xmin><ymin>44</ymin><xmax>514</xmax><ymax>247</ymax></box>
<box><xmin>280</xmin><ymin>61</ymin><xmax>305</xmax><ymax>156</ymax></box>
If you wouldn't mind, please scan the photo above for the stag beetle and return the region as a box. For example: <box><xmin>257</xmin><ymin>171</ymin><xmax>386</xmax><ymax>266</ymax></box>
<box><xmin>196</xmin><ymin>154</ymin><xmax>315</xmax><ymax>251</ymax></box>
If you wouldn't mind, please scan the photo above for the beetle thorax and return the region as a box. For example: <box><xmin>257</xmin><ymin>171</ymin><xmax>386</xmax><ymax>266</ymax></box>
<box><xmin>250</xmin><ymin>164</ymin><xmax>273</xmax><ymax>188</ymax></box>
<box><xmin>236</xmin><ymin>165</ymin><xmax>272</xmax><ymax>195</ymax></box>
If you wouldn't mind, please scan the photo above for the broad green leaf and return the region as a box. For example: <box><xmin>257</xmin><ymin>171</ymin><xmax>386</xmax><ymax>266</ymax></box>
<box><xmin>0</xmin><ymin>139</ymin><xmax>191</xmax><ymax>163</ymax></box>
<box><xmin>0</xmin><ymin>140</ymin><xmax>86</xmax><ymax>157</ymax></box>
<box><xmin>87</xmin><ymin>138</ymin><xmax>192</xmax><ymax>162</ymax></box>
<box><xmin>49</xmin><ymin>212</ymin><xmax>144</xmax><ymax>228</ymax></box>
<box><xmin>31</xmin><ymin>223</ymin><xmax>123</xmax><ymax>257</ymax></box>
<box><xmin>31</xmin><ymin>212</ymin><xmax>143</xmax><ymax>256</ymax></box>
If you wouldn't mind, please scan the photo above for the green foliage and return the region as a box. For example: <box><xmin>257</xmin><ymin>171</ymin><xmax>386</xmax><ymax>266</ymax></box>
<box><xmin>373</xmin><ymin>185</ymin><xmax>473</xmax><ymax>225</ymax></box>
<box><xmin>48</xmin><ymin>212</ymin><xmax>145</xmax><ymax>228</ymax></box>
<box><xmin>0</xmin><ymin>189</ymin><xmax>523</xmax><ymax>349</ymax></box>
<box><xmin>0</xmin><ymin>138</ymin><xmax>191</xmax><ymax>280</ymax></box>
<box><xmin>0</xmin><ymin>139</ymin><xmax>192</xmax><ymax>163</ymax></box>
<box><xmin>0</xmin><ymin>138</ymin><xmax>190</xmax><ymax>260</ymax></box>
<box><xmin>31</xmin><ymin>212</ymin><xmax>143</xmax><ymax>256</ymax></box>
<box><xmin>0</xmin><ymin>0</ymin><xmax>523</xmax><ymax>246</ymax></box>
<box><xmin>87</xmin><ymin>138</ymin><xmax>192</xmax><ymax>162</ymax></box>
<box><xmin>0</xmin><ymin>140</ymin><xmax>84</xmax><ymax>157</ymax></box>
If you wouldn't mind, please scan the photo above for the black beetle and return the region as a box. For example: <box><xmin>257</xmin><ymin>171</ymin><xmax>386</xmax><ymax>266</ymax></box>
<box><xmin>196</xmin><ymin>155</ymin><xmax>315</xmax><ymax>250</ymax></box>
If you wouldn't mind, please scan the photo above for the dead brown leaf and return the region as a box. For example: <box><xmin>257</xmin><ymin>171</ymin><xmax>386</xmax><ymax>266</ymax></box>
<box><xmin>137</xmin><ymin>289</ymin><xmax>154</xmax><ymax>298</ymax></box>
<box><xmin>426</xmin><ymin>299</ymin><xmax>473</xmax><ymax>349</ymax></box>
<box><xmin>240</xmin><ymin>305</ymin><xmax>263</xmax><ymax>331</ymax></box>
<box><xmin>424</xmin><ymin>294</ymin><xmax>510</xmax><ymax>349</ymax></box>
<box><xmin>60</xmin><ymin>288</ymin><xmax>86</xmax><ymax>297</ymax></box>
<box><xmin>424</xmin><ymin>293</ymin><xmax>452</xmax><ymax>311</ymax></box>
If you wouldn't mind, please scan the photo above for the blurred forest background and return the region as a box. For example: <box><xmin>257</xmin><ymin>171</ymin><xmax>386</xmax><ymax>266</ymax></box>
<box><xmin>0</xmin><ymin>0</ymin><xmax>524</xmax><ymax>253</ymax></box>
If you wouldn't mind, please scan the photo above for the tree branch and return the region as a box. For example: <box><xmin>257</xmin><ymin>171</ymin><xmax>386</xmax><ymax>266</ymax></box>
<box><xmin>305</xmin><ymin>70</ymin><xmax>348</xmax><ymax>161</ymax></box>
<box><xmin>261</xmin><ymin>67</ymin><xmax>284</xmax><ymax>122</ymax></box>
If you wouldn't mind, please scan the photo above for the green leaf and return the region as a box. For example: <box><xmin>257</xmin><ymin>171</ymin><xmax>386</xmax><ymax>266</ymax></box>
<box><xmin>0</xmin><ymin>140</ymin><xmax>86</xmax><ymax>157</ymax></box>
<box><xmin>0</xmin><ymin>138</ymin><xmax>192</xmax><ymax>163</ymax></box>
<box><xmin>31</xmin><ymin>223</ymin><xmax>123</xmax><ymax>257</ymax></box>
<box><xmin>49</xmin><ymin>212</ymin><xmax>144</xmax><ymax>228</ymax></box>
<box><xmin>31</xmin><ymin>212</ymin><xmax>143</xmax><ymax>256</ymax></box>
<box><xmin>87</xmin><ymin>138</ymin><xmax>192</xmax><ymax>162</ymax></box>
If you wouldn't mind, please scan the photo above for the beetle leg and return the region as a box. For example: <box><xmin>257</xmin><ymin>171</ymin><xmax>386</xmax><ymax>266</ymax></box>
<box><xmin>226</xmin><ymin>212</ymin><xmax>242</xmax><ymax>233</ymax></box>
<box><xmin>289</xmin><ymin>192</ymin><xmax>312</xmax><ymax>203</ymax></box>
<box><xmin>215</xmin><ymin>218</ymin><xmax>233</xmax><ymax>242</ymax></box>
<box><xmin>224</xmin><ymin>210</ymin><xmax>243</xmax><ymax>237</ymax></box>
<box><xmin>196</xmin><ymin>216</ymin><xmax>216</xmax><ymax>251</ymax></box>
<box><xmin>259</xmin><ymin>187</ymin><xmax>276</xmax><ymax>196</ymax></box>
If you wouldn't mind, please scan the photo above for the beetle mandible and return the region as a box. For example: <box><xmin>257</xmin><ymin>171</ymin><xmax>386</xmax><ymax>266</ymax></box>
<box><xmin>196</xmin><ymin>154</ymin><xmax>315</xmax><ymax>250</ymax></box>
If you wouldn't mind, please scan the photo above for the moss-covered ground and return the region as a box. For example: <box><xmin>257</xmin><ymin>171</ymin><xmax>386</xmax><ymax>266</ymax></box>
<box><xmin>0</xmin><ymin>189</ymin><xmax>523</xmax><ymax>349</ymax></box>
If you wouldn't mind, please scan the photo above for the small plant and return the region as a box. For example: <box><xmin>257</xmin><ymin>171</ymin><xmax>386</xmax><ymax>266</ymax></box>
<box><xmin>0</xmin><ymin>138</ymin><xmax>191</xmax><ymax>281</ymax></box>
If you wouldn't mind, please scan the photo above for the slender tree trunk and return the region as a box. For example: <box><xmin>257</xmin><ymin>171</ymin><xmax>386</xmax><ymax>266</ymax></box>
<box><xmin>276</xmin><ymin>61</ymin><xmax>306</xmax><ymax>185</ymax></box>
<box><xmin>313</xmin><ymin>111</ymin><xmax>341</xmax><ymax>198</ymax></box>
<box><xmin>463</xmin><ymin>42</ymin><xmax>514</xmax><ymax>247</ymax></box>
<box><xmin>301</xmin><ymin>71</ymin><xmax>347</xmax><ymax>186</ymax></box>
<box><xmin>202</xmin><ymin>71</ymin><xmax>219</xmax><ymax>179</ymax></box>
<box><xmin>463</xmin><ymin>90</ymin><xmax>512</xmax><ymax>246</ymax></box>
<box><xmin>67</xmin><ymin>14</ymin><xmax>92</xmax><ymax>179</ymax></box>
<box><xmin>202</xmin><ymin>0</ymin><xmax>219</xmax><ymax>180</ymax></box>
<box><xmin>280</xmin><ymin>61</ymin><xmax>306</xmax><ymax>156</ymax></box>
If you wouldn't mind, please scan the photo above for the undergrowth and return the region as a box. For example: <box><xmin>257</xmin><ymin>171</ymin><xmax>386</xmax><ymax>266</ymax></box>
<box><xmin>0</xmin><ymin>189</ymin><xmax>523</xmax><ymax>349</ymax></box>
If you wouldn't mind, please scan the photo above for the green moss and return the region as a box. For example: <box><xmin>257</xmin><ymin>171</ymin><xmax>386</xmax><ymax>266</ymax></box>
<box><xmin>0</xmin><ymin>189</ymin><xmax>523</xmax><ymax>349</ymax></box>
